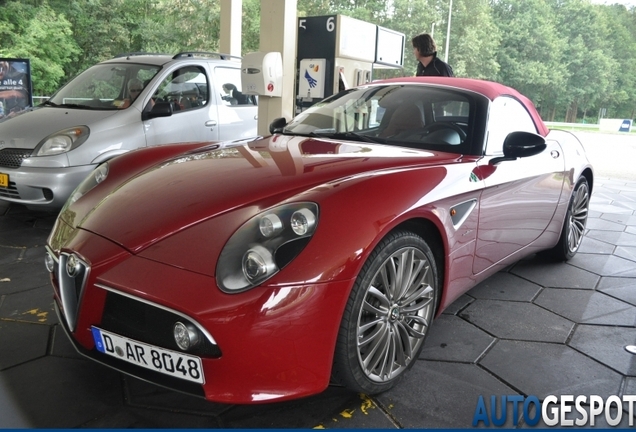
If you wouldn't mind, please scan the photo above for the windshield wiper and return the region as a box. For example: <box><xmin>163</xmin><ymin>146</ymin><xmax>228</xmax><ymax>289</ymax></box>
<box><xmin>40</xmin><ymin>100</ymin><xmax>58</xmax><ymax>107</ymax></box>
<box><xmin>57</xmin><ymin>103</ymin><xmax>94</xmax><ymax>109</ymax></box>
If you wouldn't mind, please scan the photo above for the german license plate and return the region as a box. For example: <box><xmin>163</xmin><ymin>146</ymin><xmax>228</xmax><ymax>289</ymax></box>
<box><xmin>91</xmin><ymin>326</ymin><xmax>205</xmax><ymax>384</ymax></box>
<box><xmin>0</xmin><ymin>173</ymin><xmax>8</xmax><ymax>188</ymax></box>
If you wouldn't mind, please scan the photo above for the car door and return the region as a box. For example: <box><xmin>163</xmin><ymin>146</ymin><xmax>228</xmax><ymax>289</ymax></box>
<box><xmin>212</xmin><ymin>66</ymin><xmax>258</xmax><ymax>141</ymax></box>
<box><xmin>143</xmin><ymin>64</ymin><xmax>220</xmax><ymax>146</ymax></box>
<box><xmin>473</xmin><ymin>96</ymin><xmax>565</xmax><ymax>275</ymax></box>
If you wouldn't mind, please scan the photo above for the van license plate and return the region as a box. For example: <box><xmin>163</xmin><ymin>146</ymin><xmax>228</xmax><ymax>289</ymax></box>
<box><xmin>0</xmin><ymin>173</ymin><xmax>8</xmax><ymax>188</ymax></box>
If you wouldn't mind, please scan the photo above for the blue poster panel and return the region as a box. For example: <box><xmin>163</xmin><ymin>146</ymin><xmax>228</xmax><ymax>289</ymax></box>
<box><xmin>0</xmin><ymin>58</ymin><xmax>33</xmax><ymax>120</ymax></box>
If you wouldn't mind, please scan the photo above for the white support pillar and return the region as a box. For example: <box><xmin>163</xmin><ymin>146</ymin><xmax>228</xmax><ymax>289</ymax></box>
<box><xmin>220</xmin><ymin>0</ymin><xmax>242</xmax><ymax>57</ymax></box>
<box><xmin>257</xmin><ymin>0</ymin><xmax>297</xmax><ymax>136</ymax></box>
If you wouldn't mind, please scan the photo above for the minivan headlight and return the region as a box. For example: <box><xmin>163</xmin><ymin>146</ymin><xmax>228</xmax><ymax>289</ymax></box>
<box><xmin>34</xmin><ymin>126</ymin><xmax>90</xmax><ymax>156</ymax></box>
<box><xmin>216</xmin><ymin>202</ymin><xmax>319</xmax><ymax>293</ymax></box>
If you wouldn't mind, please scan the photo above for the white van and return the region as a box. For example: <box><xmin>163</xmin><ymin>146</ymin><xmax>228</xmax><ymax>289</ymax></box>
<box><xmin>0</xmin><ymin>52</ymin><xmax>258</xmax><ymax>210</ymax></box>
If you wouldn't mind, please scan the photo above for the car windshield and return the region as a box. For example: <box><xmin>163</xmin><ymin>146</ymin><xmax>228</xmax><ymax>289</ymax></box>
<box><xmin>284</xmin><ymin>84</ymin><xmax>475</xmax><ymax>154</ymax></box>
<box><xmin>47</xmin><ymin>63</ymin><xmax>160</xmax><ymax>110</ymax></box>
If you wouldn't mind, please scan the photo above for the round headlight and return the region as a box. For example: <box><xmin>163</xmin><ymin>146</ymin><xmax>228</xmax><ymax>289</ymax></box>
<box><xmin>290</xmin><ymin>208</ymin><xmax>316</xmax><ymax>236</ymax></box>
<box><xmin>44</xmin><ymin>254</ymin><xmax>55</xmax><ymax>273</ymax></box>
<box><xmin>259</xmin><ymin>214</ymin><xmax>283</xmax><ymax>238</ymax></box>
<box><xmin>216</xmin><ymin>202</ymin><xmax>319</xmax><ymax>293</ymax></box>
<box><xmin>242</xmin><ymin>245</ymin><xmax>276</xmax><ymax>283</ymax></box>
<box><xmin>173</xmin><ymin>322</ymin><xmax>200</xmax><ymax>351</ymax></box>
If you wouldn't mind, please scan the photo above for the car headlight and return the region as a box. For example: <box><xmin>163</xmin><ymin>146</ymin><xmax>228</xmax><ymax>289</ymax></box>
<box><xmin>216</xmin><ymin>202</ymin><xmax>319</xmax><ymax>293</ymax></box>
<box><xmin>61</xmin><ymin>163</ymin><xmax>109</xmax><ymax>211</ymax></box>
<box><xmin>34</xmin><ymin>126</ymin><xmax>90</xmax><ymax>156</ymax></box>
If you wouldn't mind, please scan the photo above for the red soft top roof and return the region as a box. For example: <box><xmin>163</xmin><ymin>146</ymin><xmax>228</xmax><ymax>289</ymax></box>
<box><xmin>373</xmin><ymin>77</ymin><xmax>549</xmax><ymax>137</ymax></box>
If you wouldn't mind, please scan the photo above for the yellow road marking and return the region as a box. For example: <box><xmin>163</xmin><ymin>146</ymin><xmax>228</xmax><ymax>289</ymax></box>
<box><xmin>339</xmin><ymin>408</ymin><xmax>355</xmax><ymax>419</ymax></box>
<box><xmin>21</xmin><ymin>308</ymin><xmax>49</xmax><ymax>322</ymax></box>
<box><xmin>360</xmin><ymin>393</ymin><xmax>375</xmax><ymax>414</ymax></box>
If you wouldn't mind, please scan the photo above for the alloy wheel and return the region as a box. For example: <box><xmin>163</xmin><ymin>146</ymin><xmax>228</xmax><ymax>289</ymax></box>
<box><xmin>567</xmin><ymin>181</ymin><xmax>590</xmax><ymax>253</ymax></box>
<box><xmin>355</xmin><ymin>246</ymin><xmax>436</xmax><ymax>383</ymax></box>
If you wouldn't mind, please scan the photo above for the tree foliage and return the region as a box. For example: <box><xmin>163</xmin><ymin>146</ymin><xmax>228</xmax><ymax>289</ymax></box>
<box><xmin>450</xmin><ymin>0</ymin><xmax>500</xmax><ymax>79</ymax></box>
<box><xmin>0</xmin><ymin>1</ymin><xmax>78</xmax><ymax>94</ymax></box>
<box><xmin>491</xmin><ymin>0</ymin><xmax>569</xmax><ymax>119</ymax></box>
<box><xmin>603</xmin><ymin>4</ymin><xmax>636</xmax><ymax>119</ymax></box>
<box><xmin>1</xmin><ymin>0</ymin><xmax>635</xmax><ymax>122</ymax></box>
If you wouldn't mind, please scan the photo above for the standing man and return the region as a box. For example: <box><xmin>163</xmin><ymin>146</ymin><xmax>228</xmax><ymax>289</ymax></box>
<box><xmin>412</xmin><ymin>33</ymin><xmax>454</xmax><ymax>77</ymax></box>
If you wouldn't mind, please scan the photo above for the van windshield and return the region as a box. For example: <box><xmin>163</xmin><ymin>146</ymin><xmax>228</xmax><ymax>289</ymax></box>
<box><xmin>47</xmin><ymin>63</ymin><xmax>160</xmax><ymax>110</ymax></box>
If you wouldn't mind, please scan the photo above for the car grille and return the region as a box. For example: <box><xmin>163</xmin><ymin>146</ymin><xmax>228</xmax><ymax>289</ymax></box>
<box><xmin>48</xmin><ymin>251</ymin><xmax>89</xmax><ymax>332</ymax></box>
<box><xmin>0</xmin><ymin>181</ymin><xmax>20</xmax><ymax>199</ymax></box>
<box><xmin>0</xmin><ymin>148</ymin><xmax>33</xmax><ymax>169</ymax></box>
<box><xmin>100</xmin><ymin>290</ymin><xmax>221</xmax><ymax>358</ymax></box>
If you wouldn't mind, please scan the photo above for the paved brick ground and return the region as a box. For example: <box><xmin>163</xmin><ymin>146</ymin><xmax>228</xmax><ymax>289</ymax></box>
<box><xmin>1</xmin><ymin>177</ymin><xmax>635</xmax><ymax>428</ymax></box>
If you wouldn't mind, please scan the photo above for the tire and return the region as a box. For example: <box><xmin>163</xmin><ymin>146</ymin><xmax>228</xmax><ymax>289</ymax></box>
<box><xmin>545</xmin><ymin>177</ymin><xmax>590</xmax><ymax>261</ymax></box>
<box><xmin>332</xmin><ymin>230</ymin><xmax>439</xmax><ymax>394</ymax></box>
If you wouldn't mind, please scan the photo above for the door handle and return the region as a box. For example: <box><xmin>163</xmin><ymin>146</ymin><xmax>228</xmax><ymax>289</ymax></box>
<box><xmin>205</xmin><ymin>120</ymin><xmax>218</xmax><ymax>127</ymax></box>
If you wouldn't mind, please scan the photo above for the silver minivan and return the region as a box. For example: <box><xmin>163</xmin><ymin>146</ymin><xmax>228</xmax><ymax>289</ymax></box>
<box><xmin>0</xmin><ymin>52</ymin><xmax>258</xmax><ymax>210</ymax></box>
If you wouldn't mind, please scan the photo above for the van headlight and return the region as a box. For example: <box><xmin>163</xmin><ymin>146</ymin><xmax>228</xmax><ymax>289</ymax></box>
<box><xmin>34</xmin><ymin>126</ymin><xmax>90</xmax><ymax>156</ymax></box>
<box><xmin>216</xmin><ymin>202</ymin><xmax>319</xmax><ymax>293</ymax></box>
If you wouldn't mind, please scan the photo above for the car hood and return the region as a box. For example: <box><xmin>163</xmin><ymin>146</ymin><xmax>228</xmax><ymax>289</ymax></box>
<box><xmin>69</xmin><ymin>135</ymin><xmax>463</xmax><ymax>253</ymax></box>
<box><xmin>0</xmin><ymin>106</ymin><xmax>118</xmax><ymax>149</ymax></box>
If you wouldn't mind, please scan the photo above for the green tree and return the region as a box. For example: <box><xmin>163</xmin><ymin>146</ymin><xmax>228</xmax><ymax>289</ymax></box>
<box><xmin>4</xmin><ymin>0</ymin><xmax>636</xmax><ymax>117</ymax></box>
<box><xmin>491</xmin><ymin>0</ymin><xmax>568</xmax><ymax>118</ymax></box>
<box><xmin>298</xmin><ymin>0</ymin><xmax>390</xmax><ymax>21</ymax></box>
<box><xmin>550</xmin><ymin>0</ymin><xmax>617</xmax><ymax>122</ymax></box>
<box><xmin>383</xmin><ymin>0</ymin><xmax>439</xmax><ymax>77</ymax></box>
<box><xmin>596</xmin><ymin>4</ymin><xmax>636</xmax><ymax>119</ymax></box>
<box><xmin>145</xmin><ymin>0</ymin><xmax>222</xmax><ymax>53</ymax></box>
<box><xmin>49</xmin><ymin>0</ymin><xmax>134</xmax><ymax>78</ymax></box>
<box><xmin>448</xmin><ymin>0</ymin><xmax>500</xmax><ymax>79</ymax></box>
<box><xmin>242</xmin><ymin>0</ymin><xmax>261</xmax><ymax>54</ymax></box>
<box><xmin>0</xmin><ymin>1</ymin><xmax>78</xmax><ymax>95</ymax></box>
<box><xmin>49</xmin><ymin>0</ymin><xmax>225</xmax><ymax>77</ymax></box>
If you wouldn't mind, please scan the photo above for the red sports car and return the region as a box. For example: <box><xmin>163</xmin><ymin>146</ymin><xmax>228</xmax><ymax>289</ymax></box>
<box><xmin>46</xmin><ymin>77</ymin><xmax>592</xmax><ymax>403</ymax></box>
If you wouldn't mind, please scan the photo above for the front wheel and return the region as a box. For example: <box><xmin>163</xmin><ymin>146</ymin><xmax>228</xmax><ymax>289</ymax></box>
<box><xmin>332</xmin><ymin>230</ymin><xmax>439</xmax><ymax>394</ymax></box>
<box><xmin>545</xmin><ymin>176</ymin><xmax>590</xmax><ymax>261</ymax></box>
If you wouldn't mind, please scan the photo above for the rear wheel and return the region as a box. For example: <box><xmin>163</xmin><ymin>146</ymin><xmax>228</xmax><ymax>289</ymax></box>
<box><xmin>545</xmin><ymin>177</ymin><xmax>590</xmax><ymax>261</ymax></box>
<box><xmin>332</xmin><ymin>230</ymin><xmax>439</xmax><ymax>394</ymax></box>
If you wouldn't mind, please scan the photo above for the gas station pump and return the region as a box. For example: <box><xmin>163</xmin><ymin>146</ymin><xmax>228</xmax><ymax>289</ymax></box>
<box><xmin>295</xmin><ymin>14</ymin><xmax>405</xmax><ymax>114</ymax></box>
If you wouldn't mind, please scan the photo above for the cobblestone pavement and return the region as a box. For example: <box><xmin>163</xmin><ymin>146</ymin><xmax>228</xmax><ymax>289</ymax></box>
<box><xmin>1</xmin><ymin>177</ymin><xmax>635</xmax><ymax>428</ymax></box>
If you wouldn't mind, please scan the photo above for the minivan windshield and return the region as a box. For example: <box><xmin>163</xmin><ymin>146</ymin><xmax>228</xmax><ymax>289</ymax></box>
<box><xmin>46</xmin><ymin>63</ymin><xmax>160</xmax><ymax>110</ymax></box>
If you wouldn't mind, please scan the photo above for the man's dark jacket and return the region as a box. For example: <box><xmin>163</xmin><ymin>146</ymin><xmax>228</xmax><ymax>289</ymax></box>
<box><xmin>415</xmin><ymin>54</ymin><xmax>454</xmax><ymax>77</ymax></box>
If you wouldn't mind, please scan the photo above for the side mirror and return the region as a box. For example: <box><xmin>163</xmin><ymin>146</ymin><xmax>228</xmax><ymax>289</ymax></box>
<box><xmin>142</xmin><ymin>101</ymin><xmax>173</xmax><ymax>120</ymax></box>
<box><xmin>269</xmin><ymin>117</ymin><xmax>287</xmax><ymax>134</ymax></box>
<box><xmin>490</xmin><ymin>131</ymin><xmax>546</xmax><ymax>165</ymax></box>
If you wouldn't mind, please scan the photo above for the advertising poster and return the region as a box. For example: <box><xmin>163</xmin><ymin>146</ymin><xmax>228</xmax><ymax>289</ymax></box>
<box><xmin>0</xmin><ymin>58</ymin><xmax>32</xmax><ymax>120</ymax></box>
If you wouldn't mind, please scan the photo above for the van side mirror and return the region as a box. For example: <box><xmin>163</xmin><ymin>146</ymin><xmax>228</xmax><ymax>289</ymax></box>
<box><xmin>142</xmin><ymin>101</ymin><xmax>173</xmax><ymax>120</ymax></box>
<box><xmin>490</xmin><ymin>131</ymin><xmax>546</xmax><ymax>165</ymax></box>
